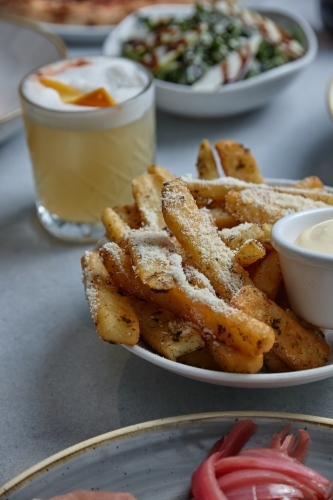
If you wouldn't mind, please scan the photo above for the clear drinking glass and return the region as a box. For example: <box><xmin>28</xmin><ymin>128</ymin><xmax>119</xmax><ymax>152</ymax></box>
<box><xmin>20</xmin><ymin>57</ymin><xmax>155</xmax><ymax>242</ymax></box>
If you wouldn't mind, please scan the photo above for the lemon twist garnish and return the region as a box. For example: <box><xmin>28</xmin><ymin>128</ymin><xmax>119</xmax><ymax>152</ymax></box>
<box><xmin>71</xmin><ymin>87</ymin><xmax>116</xmax><ymax>107</ymax></box>
<box><xmin>39</xmin><ymin>77</ymin><xmax>116</xmax><ymax>107</ymax></box>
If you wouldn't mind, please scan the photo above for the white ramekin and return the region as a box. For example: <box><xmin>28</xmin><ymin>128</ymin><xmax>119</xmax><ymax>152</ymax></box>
<box><xmin>271</xmin><ymin>207</ymin><xmax>333</xmax><ymax>329</ymax></box>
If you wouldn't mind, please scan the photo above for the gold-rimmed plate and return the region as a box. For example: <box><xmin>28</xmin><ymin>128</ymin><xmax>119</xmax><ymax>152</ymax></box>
<box><xmin>1</xmin><ymin>411</ymin><xmax>333</xmax><ymax>499</ymax></box>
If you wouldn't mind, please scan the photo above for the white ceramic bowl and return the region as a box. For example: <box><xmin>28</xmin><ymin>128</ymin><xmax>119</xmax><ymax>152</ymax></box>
<box><xmin>103</xmin><ymin>4</ymin><xmax>318</xmax><ymax>118</ymax></box>
<box><xmin>271</xmin><ymin>207</ymin><xmax>333</xmax><ymax>329</ymax></box>
<box><xmin>0</xmin><ymin>13</ymin><xmax>66</xmax><ymax>145</ymax></box>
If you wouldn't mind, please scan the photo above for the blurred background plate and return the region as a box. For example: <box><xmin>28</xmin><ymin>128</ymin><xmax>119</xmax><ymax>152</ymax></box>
<box><xmin>0</xmin><ymin>13</ymin><xmax>66</xmax><ymax>145</ymax></box>
<box><xmin>40</xmin><ymin>22</ymin><xmax>114</xmax><ymax>44</ymax></box>
<box><xmin>103</xmin><ymin>4</ymin><xmax>318</xmax><ymax>118</ymax></box>
<box><xmin>1</xmin><ymin>411</ymin><xmax>333</xmax><ymax>500</ymax></box>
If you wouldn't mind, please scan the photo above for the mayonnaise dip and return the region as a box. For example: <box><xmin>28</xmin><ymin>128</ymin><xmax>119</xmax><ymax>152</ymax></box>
<box><xmin>295</xmin><ymin>219</ymin><xmax>333</xmax><ymax>255</ymax></box>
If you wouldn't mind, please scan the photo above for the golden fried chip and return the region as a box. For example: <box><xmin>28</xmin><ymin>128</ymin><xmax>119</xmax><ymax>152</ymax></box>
<box><xmin>196</xmin><ymin>139</ymin><xmax>219</xmax><ymax>180</ymax></box>
<box><xmin>205</xmin><ymin>207</ymin><xmax>238</xmax><ymax>229</ymax></box>
<box><xmin>264</xmin><ymin>351</ymin><xmax>289</xmax><ymax>373</ymax></box>
<box><xmin>205</xmin><ymin>336</ymin><xmax>263</xmax><ymax>374</ymax></box>
<box><xmin>178</xmin><ymin>345</ymin><xmax>221</xmax><ymax>370</ymax></box>
<box><xmin>293</xmin><ymin>176</ymin><xmax>325</xmax><ymax>190</ymax></box>
<box><xmin>147</xmin><ymin>164</ymin><xmax>176</xmax><ymax>182</ymax></box>
<box><xmin>220</xmin><ymin>223</ymin><xmax>265</xmax><ymax>250</ymax></box>
<box><xmin>117</xmin><ymin>232</ymin><xmax>274</xmax><ymax>357</ymax></box>
<box><xmin>215</xmin><ymin>140</ymin><xmax>264</xmax><ymax>184</ymax></box>
<box><xmin>81</xmin><ymin>251</ymin><xmax>140</xmax><ymax>345</ymax></box>
<box><xmin>162</xmin><ymin>177</ymin><xmax>251</xmax><ymax>301</ymax></box>
<box><xmin>113</xmin><ymin>203</ymin><xmax>142</xmax><ymax>229</ymax></box>
<box><xmin>130</xmin><ymin>297</ymin><xmax>204</xmax><ymax>361</ymax></box>
<box><xmin>132</xmin><ymin>172</ymin><xmax>166</xmax><ymax>229</ymax></box>
<box><xmin>101</xmin><ymin>207</ymin><xmax>129</xmax><ymax>244</ymax></box>
<box><xmin>251</xmin><ymin>249</ymin><xmax>282</xmax><ymax>300</ymax></box>
<box><xmin>231</xmin><ymin>285</ymin><xmax>330</xmax><ymax>370</ymax></box>
<box><xmin>234</xmin><ymin>239</ymin><xmax>266</xmax><ymax>267</ymax></box>
<box><xmin>225</xmin><ymin>188</ymin><xmax>329</xmax><ymax>225</ymax></box>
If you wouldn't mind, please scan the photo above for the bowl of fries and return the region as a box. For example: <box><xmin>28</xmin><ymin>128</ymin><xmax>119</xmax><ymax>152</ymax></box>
<box><xmin>81</xmin><ymin>138</ymin><xmax>333</xmax><ymax>388</ymax></box>
<box><xmin>271</xmin><ymin>207</ymin><xmax>333</xmax><ymax>330</ymax></box>
<box><xmin>102</xmin><ymin>3</ymin><xmax>317</xmax><ymax>117</ymax></box>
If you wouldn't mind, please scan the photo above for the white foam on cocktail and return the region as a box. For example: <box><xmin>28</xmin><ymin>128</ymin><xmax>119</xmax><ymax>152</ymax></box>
<box><xmin>20</xmin><ymin>56</ymin><xmax>154</xmax><ymax>131</ymax></box>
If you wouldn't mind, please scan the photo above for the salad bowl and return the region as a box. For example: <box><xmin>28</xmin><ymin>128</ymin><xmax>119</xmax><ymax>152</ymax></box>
<box><xmin>103</xmin><ymin>4</ymin><xmax>317</xmax><ymax>118</ymax></box>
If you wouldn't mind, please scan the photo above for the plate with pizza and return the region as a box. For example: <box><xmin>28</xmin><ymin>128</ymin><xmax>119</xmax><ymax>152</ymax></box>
<box><xmin>40</xmin><ymin>22</ymin><xmax>114</xmax><ymax>44</ymax></box>
<box><xmin>0</xmin><ymin>0</ymin><xmax>194</xmax><ymax>43</ymax></box>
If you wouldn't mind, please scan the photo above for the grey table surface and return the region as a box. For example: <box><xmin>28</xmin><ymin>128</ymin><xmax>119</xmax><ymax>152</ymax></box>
<box><xmin>1</xmin><ymin>0</ymin><xmax>333</xmax><ymax>488</ymax></box>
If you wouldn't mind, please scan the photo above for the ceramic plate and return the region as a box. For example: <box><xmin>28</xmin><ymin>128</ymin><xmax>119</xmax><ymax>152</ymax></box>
<box><xmin>0</xmin><ymin>13</ymin><xmax>66</xmax><ymax>145</ymax></box>
<box><xmin>1</xmin><ymin>412</ymin><xmax>333</xmax><ymax>500</ymax></box>
<box><xmin>120</xmin><ymin>179</ymin><xmax>333</xmax><ymax>389</ymax></box>
<box><xmin>40</xmin><ymin>22</ymin><xmax>114</xmax><ymax>44</ymax></box>
<box><xmin>103</xmin><ymin>5</ymin><xmax>317</xmax><ymax>117</ymax></box>
<box><xmin>10</xmin><ymin>1</ymin><xmax>264</xmax><ymax>45</ymax></box>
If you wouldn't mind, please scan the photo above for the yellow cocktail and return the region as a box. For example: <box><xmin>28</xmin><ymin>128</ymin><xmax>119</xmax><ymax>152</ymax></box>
<box><xmin>20</xmin><ymin>57</ymin><xmax>155</xmax><ymax>241</ymax></box>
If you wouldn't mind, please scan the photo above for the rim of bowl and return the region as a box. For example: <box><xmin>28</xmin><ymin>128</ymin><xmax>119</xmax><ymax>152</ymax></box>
<box><xmin>0</xmin><ymin>12</ymin><xmax>67</xmax><ymax>126</ymax></box>
<box><xmin>271</xmin><ymin>207</ymin><xmax>333</xmax><ymax>267</ymax></box>
<box><xmin>103</xmin><ymin>4</ymin><xmax>318</xmax><ymax>96</ymax></box>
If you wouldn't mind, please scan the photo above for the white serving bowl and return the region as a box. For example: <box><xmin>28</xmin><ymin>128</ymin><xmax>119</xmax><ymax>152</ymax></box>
<box><xmin>0</xmin><ymin>13</ymin><xmax>66</xmax><ymax>144</ymax></box>
<box><xmin>271</xmin><ymin>207</ymin><xmax>333</xmax><ymax>329</ymax></box>
<box><xmin>103</xmin><ymin>4</ymin><xmax>318</xmax><ymax>118</ymax></box>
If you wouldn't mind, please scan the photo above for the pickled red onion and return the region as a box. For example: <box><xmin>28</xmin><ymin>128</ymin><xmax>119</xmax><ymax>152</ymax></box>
<box><xmin>225</xmin><ymin>483</ymin><xmax>304</xmax><ymax>500</ymax></box>
<box><xmin>192</xmin><ymin>452</ymin><xmax>228</xmax><ymax>500</ymax></box>
<box><xmin>191</xmin><ymin>421</ymin><xmax>333</xmax><ymax>500</ymax></box>
<box><xmin>217</xmin><ymin>419</ymin><xmax>258</xmax><ymax>458</ymax></box>
<box><xmin>217</xmin><ymin>469</ymin><xmax>318</xmax><ymax>499</ymax></box>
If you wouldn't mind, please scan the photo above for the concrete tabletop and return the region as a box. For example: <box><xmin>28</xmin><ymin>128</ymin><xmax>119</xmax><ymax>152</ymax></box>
<box><xmin>1</xmin><ymin>0</ymin><xmax>333</xmax><ymax>488</ymax></box>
